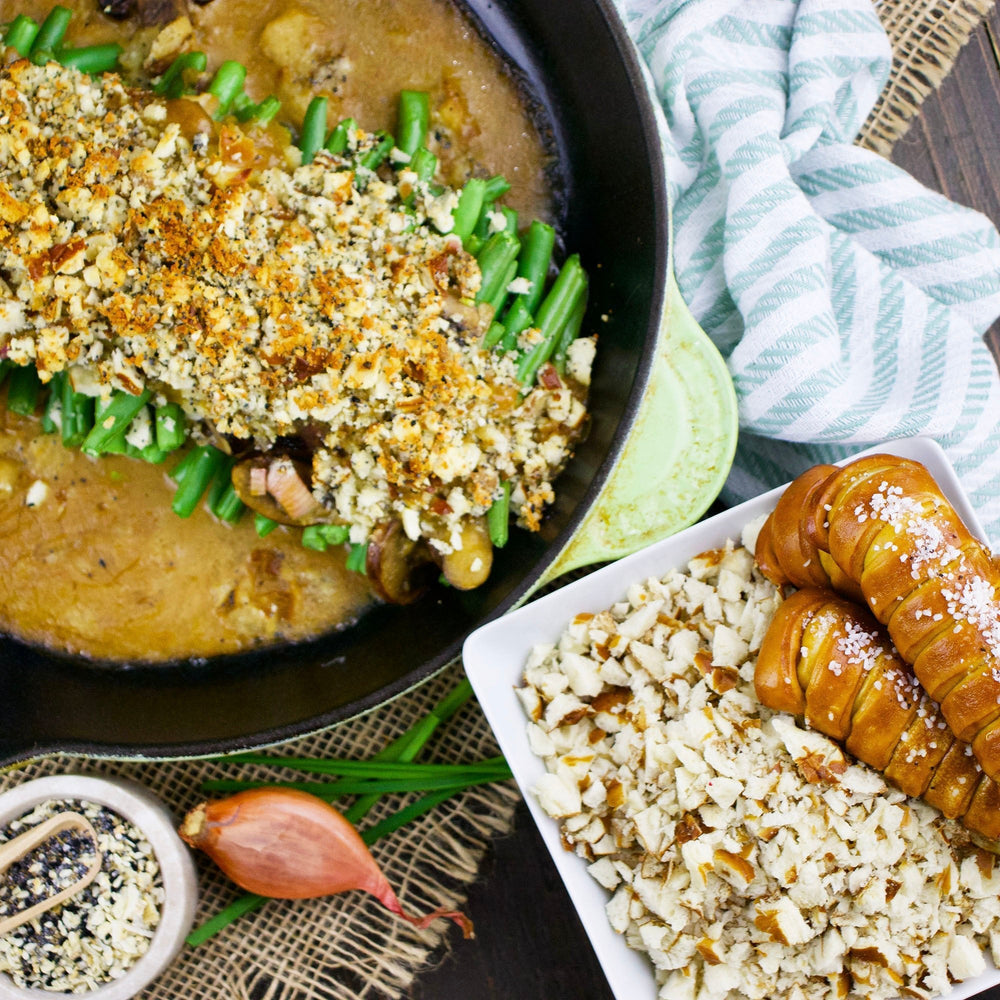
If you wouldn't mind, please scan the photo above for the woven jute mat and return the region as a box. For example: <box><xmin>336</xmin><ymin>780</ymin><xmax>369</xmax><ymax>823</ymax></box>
<box><xmin>0</xmin><ymin>2</ymin><xmax>995</xmax><ymax>998</ymax></box>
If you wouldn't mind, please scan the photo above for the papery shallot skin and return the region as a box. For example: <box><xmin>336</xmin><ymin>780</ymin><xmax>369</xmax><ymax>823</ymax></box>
<box><xmin>179</xmin><ymin>787</ymin><xmax>473</xmax><ymax>936</ymax></box>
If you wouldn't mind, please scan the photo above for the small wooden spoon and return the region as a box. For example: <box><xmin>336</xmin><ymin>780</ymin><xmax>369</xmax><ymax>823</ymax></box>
<box><xmin>0</xmin><ymin>812</ymin><xmax>102</xmax><ymax>935</ymax></box>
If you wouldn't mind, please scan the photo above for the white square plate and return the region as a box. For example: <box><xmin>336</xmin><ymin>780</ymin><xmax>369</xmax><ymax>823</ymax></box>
<box><xmin>463</xmin><ymin>436</ymin><xmax>998</xmax><ymax>1000</ymax></box>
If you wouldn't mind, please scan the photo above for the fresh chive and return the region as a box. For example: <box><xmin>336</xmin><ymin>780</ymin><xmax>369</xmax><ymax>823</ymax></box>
<box><xmin>153</xmin><ymin>50</ymin><xmax>207</xmax><ymax>99</ymax></box>
<box><xmin>186</xmin><ymin>893</ymin><xmax>265</xmax><ymax>948</ymax></box>
<box><xmin>60</xmin><ymin>375</ymin><xmax>95</xmax><ymax>448</ymax></box>
<box><xmin>487</xmin><ymin>481</ymin><xmax>510</xmax><ymax>548</ymax></box>
<box><xmin>396</xmin><ymin>90</ymin><xmax>430</xmax><ymax>157</ymax></box>
<box><xmin>343</xmin><ymin>677</ymin><xmax>474</xmax><ymax>824</ymax></box>
<box><xmin>188</xmin><ymin>678</ymin><xmax>478</xmax><ymax>947</ymax></box>
<box><xmin>56</xmin><ymin>43</ymin><xmax>121</xmax><ymax>74</ymax></box>
<box><xmin>216</xmin><ymin>754</ymin><xmax>507</xmax><ymax>778</ymax></box>
<box><xmin>325</xmin><ymin>116</ymin><xmax>356</xmax><ymax>155</ymax></box>
<box><xmin>298</xmin><ymin>96</ymin><xmax>328</xmax><ymax>165</ymax></box>
<box><xmin>360</xmin><ymin>788</ymin><xmax>462</xmax><ymax>846</ymax></box>
<box><xmin>81</xmin><ymin>389</ymin><xmax>151</xmax><ymax>455</ymax></box>
<box><xmin>516</xmin><ymin>254</ymin><xmax>587</xmax><ymax>385</ymax></box>
<box><xmin>450</xmin><ymin>178</ymin><xmax>486</xmax><ymax>245</ymax></box>
<box><xmin>199</xmin><ymin>770</ymin><xmax>510</xmax><ymax>798</ymax></box>
<box><xmin>301</xmin><ymin>523</ymin><xmax>350</xmax><ymax>551</ymax></box>
<box><xmin>3</xmin><ymin>14</ymin><xmax>39</xmax><ymax>56</ymax></box>
<box><xmin>208</xmin><ymin>60</ymin><xmax>246</xmax><ymax>119</ymax></box>
<box><xmin>6</xmin><ymin>365</ymin><xmax>41</xmax><ymax>416</ymax></box>
<box><xmin>171</xmin><ymin>445</ymin><xmax>227</xmax><ymax>518</ymax></box>
<box><xmin>345</xmin><ymin>541</ymin><xmax>368</xmax><ymax>573</ymax></box>
<box><xmin>255</xmin><ymin>513</ymin><xmax>278</xmax><ymax>537</ymax></box>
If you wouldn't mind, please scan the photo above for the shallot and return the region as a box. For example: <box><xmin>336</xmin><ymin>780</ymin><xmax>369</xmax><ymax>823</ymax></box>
<box><xmin>178</xmin><ymin>787</ymin><xmax>473</xmax><ymax>937</ymax></box>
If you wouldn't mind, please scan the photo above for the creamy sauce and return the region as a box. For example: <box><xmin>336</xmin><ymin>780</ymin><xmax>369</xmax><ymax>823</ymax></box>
<box><xmin>0</xmin><ymin>0</ymin><xmax>555</xmax><ymax>661</ymax></box>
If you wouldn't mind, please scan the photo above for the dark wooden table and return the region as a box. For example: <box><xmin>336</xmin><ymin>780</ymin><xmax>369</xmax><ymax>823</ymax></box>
<box><xmin>410</xmin><ymin>10</ymin><xmax>1000</xmax><ymax>1000</ymax></box>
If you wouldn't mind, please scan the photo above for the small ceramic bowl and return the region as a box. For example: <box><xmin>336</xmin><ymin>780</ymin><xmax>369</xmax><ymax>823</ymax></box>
<box><xmin>0</xmin><ymin>774</ymin><xmax>198</xmax><ymax>1000</ymax></box>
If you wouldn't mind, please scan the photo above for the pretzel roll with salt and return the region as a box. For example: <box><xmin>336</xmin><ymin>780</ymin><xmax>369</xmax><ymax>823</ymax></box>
<box><xmin>755</xmin><ymin>464</ymin><xmax>865</xmax><ymax>602</ymax></box>
<box><xmin>755</xmin><ymin>454</ymin><xmax>1000</xmax><ymax>783</ymax></box>
<box><xmin>755</xmin><ymin>587</ymin><xmax>1000</xmax><ymax>841</ymax></box>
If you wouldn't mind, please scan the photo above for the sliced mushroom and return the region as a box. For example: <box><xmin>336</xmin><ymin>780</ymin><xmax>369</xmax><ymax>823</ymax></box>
<box><xmin>231</xmin><ymin>455</ymin><xmax>328</xmax><ymax>526</ymax></box>
<box><xmin>365</xmin><ymin>520</ymin><xmax>438</xmax><ymax>605</ymax></box>
<box><xmin>439</xmin><ymin>518</ymin><xmax>493</xmax><ymax>591</ymax></box>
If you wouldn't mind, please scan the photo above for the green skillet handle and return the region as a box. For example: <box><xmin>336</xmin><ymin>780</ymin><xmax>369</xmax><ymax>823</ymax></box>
<box><xmin>536</xmin><ymin>272</ymin><xmax>737</xmax><ymax>587</ymax></box>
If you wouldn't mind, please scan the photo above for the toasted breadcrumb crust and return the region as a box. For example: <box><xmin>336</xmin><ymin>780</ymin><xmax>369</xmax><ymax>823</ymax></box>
<box><xmin>0</xmin><ymin>58</ymin><xmax>593</xmax><ymax>546</ymax></box>
<box><xmin>521</xmin><ymin>540</ymin><xmax>1000</xmax><ymax>1000</ymax></box>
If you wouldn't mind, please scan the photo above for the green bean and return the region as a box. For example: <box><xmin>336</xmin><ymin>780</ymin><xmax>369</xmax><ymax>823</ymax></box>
<box><xmin>208</xmin><ymin>60</ymin><xmax>246</xmax><ymax>119</ymax></box>
<box><xmin>481</xmin><ymin>320</ymin><xmax>506</xmax><ymax>350</ymax></box>
<box><xmin>500</xmin><ymin>206</ymin><xmax>518</xmax><ymax>235</ymax></box>
<box><xmin>209</xmin><ymin>478</ymin><xmax>245</xmax><ymax>523</ymax></box>
<box><xmin>3</xmin><ymin>14</ymin><xmax>39</xmax><ymax>56</ymax></box>
<box><xmin>30</xmin><ymin>6</ymin><xmax>71</xmax><ymax>58</ymax></box>
<box><xmin>171</xmin><ymin>445</ymin><xmax>227</xmax><ymax>518</ymax></box>
<box><xmin>484</xmin><ymin>259</ymin><xmax>518</xmax><ymax>316</ymax></box>
<box><xmin>60</xmin><ymin>375</ymin><xmax>95</xmax><ymax>448</ymax></box>
<box><xmin>134</xmin><ymin>438</ymin><xmax>168</xmax><ymax>464</ymax></box>
<box><xmin>325</xmin><ymin>116</ymin><xmax>356</xmax><ymax>155</ymax></box>
<box><xmin>487</xmin><ymin>481</ymin><xmax>510</xmax><ymax>548</ymax></box>
<box><xmin>410</xmin><ymin>145</ymin><xmax>437</xmax><ymax>182</ymax></box>
<box><xmin>346</xmin><ymin>541</ymin><xmax>368</xmax><ymax>573</ymax></box>
<box><xmin>241</xmin><ymin>94</ymin><xmax>281</xmax><ymax>126</ymax></box>
<box><xmin>153</xmin><ymin>50</ymin><xmax>207</xmax><ymax>99</ymax></box>
<box><xmin>397</xmin><ymin>90</ymin><xmax>430</xmax><ymax>157</ymax></box>
<box><xmin>475</xmin><ymin>231</ymin><xmax>520</xmax><ymax>308</ymax></box>
<box><xmin>154</xmin><ymin>402</ymin><xmax>185</xmax><ymax>452</ymax></box>
<box><xmin>450</xmin><ymin>178</ymin><xmax>486</xmax><ymax>245</ymax></box>
<box><xmin>82</xmin><ymin>389</ymin><xmax>151</xmax><ymax>455</ymax></box>
<box><xmin>56</xmin><ymin>43</ymin><xmax>121</xmax><ymax>74</ymax></box>
<box><xmin>41</xmin><ymin>370</ymin><xmax>64</xmax><ymax>433</ymax></box>
<box><xmin>482</xmin><ymin>174</ymin><xmax>511</xmax><ymax>202</ymax></box>
<box><xmin>355</xmin><ymin>130</ymin><xmax>393</xmax><ymax>173</ymax></box>
<box><xmin>168</xmin><ymin>447</ymin><xmax>199</xmax><ymax>486</ymax></box>
<box><xmin>298</xmin><ymin>96</ymin><xmax>328</xmax><ymax>165</ymax></box>
<box><xmin>301</xmin><ymin>523</ymin><xmax>350</xmax><ymax>551</ymax></box>
<box><xmin>552</xmin><ymin>283</ymin><xmax>589</xmax><ymax>374</ymax></box>
<box><xmin>516</xmin><ymin>254</ymin><xmax>587</xmax><ymax>386</ymax></box>
<box><xmin>499</xmin><ymin>220</ymin><xmax>556</xmax><ymax>351</ymax></box>
<box><xmin>6</xmin><ymin>365</ymin><xmax>40</xmax><ymax>416</ymax></box>
<box><xmin>255</xmin><ymin>513</ymin><xmax>278</xmax><ymax>537</ymax></box>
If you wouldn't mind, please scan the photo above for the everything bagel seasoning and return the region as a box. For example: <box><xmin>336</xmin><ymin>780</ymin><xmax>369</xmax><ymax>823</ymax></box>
<box><xmin>0</xmin><ymin>799</ymin><xmax>163</xmax><ymax>993</ymax></box>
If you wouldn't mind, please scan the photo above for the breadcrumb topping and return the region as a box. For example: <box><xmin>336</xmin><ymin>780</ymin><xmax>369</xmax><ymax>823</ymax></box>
<box><xmin>0</xmin><ymin>58</ymin><xmax>593</xmax><ymax>543</ymax></box>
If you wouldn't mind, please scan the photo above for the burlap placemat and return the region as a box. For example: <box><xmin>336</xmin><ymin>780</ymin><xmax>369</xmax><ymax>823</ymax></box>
<box><xmin>0</xmin><ymin>2</ymin><xmax>993</xmax><ymax>998</ymax></box>
<box><xmin>859</xmin><ymin>0</ymin><xmax>997</xmax><ymax>153</ymax></box>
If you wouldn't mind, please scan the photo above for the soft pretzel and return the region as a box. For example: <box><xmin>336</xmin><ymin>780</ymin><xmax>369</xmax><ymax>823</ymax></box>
<box><xmin>755</xmin><ymin>587</ymin><xmax>1000</xmax><ymax>841</ymax></box>
<box><xmin>755</xmin><ymin>454</ymin><xmax>1000</xmax><ymax>783</ymax></box>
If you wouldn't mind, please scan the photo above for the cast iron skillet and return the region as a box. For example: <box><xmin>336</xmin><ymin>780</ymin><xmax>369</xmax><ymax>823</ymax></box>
<box><xmin>0</xmin><ymin>0</ymin><xmax>668</xmax><ymax>766</ymax></box>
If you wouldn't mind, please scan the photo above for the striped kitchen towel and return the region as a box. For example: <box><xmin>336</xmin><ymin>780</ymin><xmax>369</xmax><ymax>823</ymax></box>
<box><xmin>617</xmin><ymin>0</ymin><xmax>1000</xmax><ymax>542</ymax></box>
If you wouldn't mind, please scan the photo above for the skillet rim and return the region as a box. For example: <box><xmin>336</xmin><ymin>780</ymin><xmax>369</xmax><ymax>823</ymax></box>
<box><xmin>0</xmin><ymin>0</ymin><xmax>670</xmax><ymax>766</ymax></box>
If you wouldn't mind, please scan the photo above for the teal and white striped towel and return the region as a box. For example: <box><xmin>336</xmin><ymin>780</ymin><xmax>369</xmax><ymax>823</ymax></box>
<box><xmin>617</xmin><ymin>0</ymin><xmax>1000</xmax><ymax>542</ymax></box>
